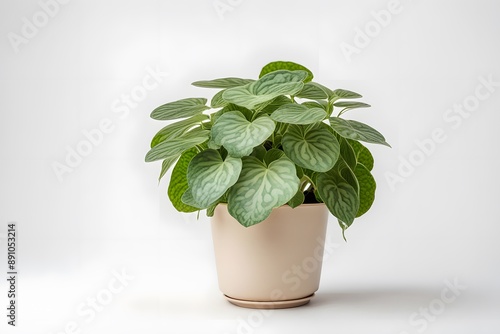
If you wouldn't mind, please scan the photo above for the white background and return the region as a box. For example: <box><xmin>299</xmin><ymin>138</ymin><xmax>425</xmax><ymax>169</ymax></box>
<box><xmin>1</xmin><ymin>0</ymin><xmax>499</xmax><ymax>333</ymax></box>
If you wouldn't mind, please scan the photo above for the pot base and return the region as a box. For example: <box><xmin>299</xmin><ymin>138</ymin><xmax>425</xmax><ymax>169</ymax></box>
<box><xmin>224</xmin><ymin>293</ymin><xmax>314</xmax><ymax>309</ymax></box>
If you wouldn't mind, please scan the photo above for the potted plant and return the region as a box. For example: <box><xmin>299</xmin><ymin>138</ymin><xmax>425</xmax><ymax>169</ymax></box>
<box><xmin>145</xmin><ymin>61</ymin><xmax>390</xmax><ymax>309</ymax></box>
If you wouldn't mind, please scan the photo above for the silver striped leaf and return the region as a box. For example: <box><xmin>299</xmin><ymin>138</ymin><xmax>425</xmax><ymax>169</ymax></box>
<box><xmin>228</xmin><ymin>156</ymin><xmax>300</xmax><ymax>227</ymax></box>
<box><xmin>186</xmin><ymin>149</ymin><xmax>242</xmax><ymax>208</ymax></box>
<box><xmin>271</xmin><ymin>103</ymin><xmax>326</xmax><ymax>125</ymax></box>
<box><xmin>222</xmin><ymin>70</ymin><xmax>308</xmax><ymax>110</ymax></box>
<box><xmin>282</xmin><ymin>123</ymin><xmax>340</xmax><ymax>173</ymax></box>
<box><xmin>212</xmin><ymin>111</ymin><xmax>275</xmax><ymax>158</ymax></box>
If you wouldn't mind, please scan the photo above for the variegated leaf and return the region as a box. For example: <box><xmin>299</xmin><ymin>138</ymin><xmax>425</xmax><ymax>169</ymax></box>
<box><xmin>228</xmin><ymin>156</ymin><xmax>299</xmax><ymax>227</ymax></box>
<box><xmin>296</xmin><ymin>82</ymin><xmax>333</xmax><ymax>100</ymax></box>
<box><xmin>329</xmin><ymin>117</ymin><xmax>390</xmax><ymax>147</ymax></box>
<box><xmin>192</xmin><ymin>77</ymin><xmax>254</xmax><ymax>89</ymax></box>
<box><xmin>333</xmin><ymin>101</ymin><xmax>371</xmax><ymax>110</ymax></box>
<box><xmin>187</xmin><ymin>149</ymin><xmax>242</xmax><ymax>208</ymax></box>
<box><xmin>150</xmin><ymin>114</ymin><xmax>209</xmax><ymax>148</ymax></box>
<box><xmin>259</xmin><ymin>61</ymin><xmax>314</xmax><ymax>82</ymax></box>
<box><xmin>145</xmin><ymin>128</ymin><xmax>210</xmax><ymax>162</ymax></box>
<box><xmin>222</xmin><ymin>70</ymin><xmax>308</xmax><ymax>110</ymax></box>
<box><xmin>150</xmin><ymin>98</ymin><xmax>209</xmax><ymax>120</ymax></box>
<box><xmin>331</xmin><ymin>89</ymin><xmax>363</xmax><ymax>100</ymax></box>
<box><xmin>211</xmin><ymin>89</ymin><xmax>228</xmax><ymax>108</ymax></box>
<box><xmin>339</xmin><ymin>138</ymin><xmax>357</xmax><ymax>170</ymax></box>
<box><xmin>282</xmin><ymin>123</ymin><xmax>340</xmax><ymax>172</ymax></box>
<box><xmin>317</xmin><ymin>172</ymin><xmax>359</xmax><ymax>227</ymax></box>
<box><xmin>158</xmin><ymin>155</ymin><xmax>179</xmax><ymax>182</ymax></box>
<box><xmin>271</xmin><ymin>103</ymin><xmax>326</xmax><ymax>125</ymax></box>
<box><xmin>212</xmin><ymin>111</ymin><xmax>275</xmax><ymax>157</ymax></box>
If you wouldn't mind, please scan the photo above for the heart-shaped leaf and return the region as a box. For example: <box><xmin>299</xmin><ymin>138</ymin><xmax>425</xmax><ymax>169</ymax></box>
<box><xmin>228</xmin><ymin>156</ymin><xmax>300</xmax><ymax>227</ymax></box>
<box><xmin>150</xmin><ymin>114</ymin><xmax>209</xmax><ymax>148</ymax></box>
<box><xmin>296</xmin><ymin>82</ymin><xmax>333</xmax><ymax>100</ymax></box>
<box><xmin>329</xmin><ymin>117</ymin><xmax>390</xmax><ymax>147</ymax></box>
<box><xmin>186</xmin><ymin>149</ymin><xmax>242</xmax><ymax>208</ymax></box>
<box><xmin>145</xmin><ymin>128</ymin><xmax>210</xmax><ymax>162</ymax></box>
<box><xmin>192</xmin><ymin>77</ymin><xmax>254</xmax><ymax>89</ymax></box>
<box><xmin>354</xmin><ymin>164</ymin><xmax>376</xmax><ymax>217</ymax></box>
<box><xmin>168</xmin><ymin>148</ymin><xmax>199</xmax><ymax>212</ymax></box>
<box><xmin>271</xmin><ymin>104</ymin><xmax>327</xmax><ymax>125</ymax></box>
<box><xmin>259</xmin><ymin>61</ymin><xmax>314</xmax><ymax>83</ymax></box>
<box><xmin>212</xmin><ymin>111</ymin><xmax>275</xmax><ymax>157</ymax></box>
<box><xmin>282</xmin><ymin>123</ymin><xmax>340</xmax><ymax>172</ymax></box>
<box><xmin>317</xmin><ymin>171</ymin><xmax>359</xmax><ymax>227</ymax></box>
<box><xmin>222</xmin><ymin>70</ymin><xmax>308</xmax><ymax>110</ymax></box>
<box><xmin>151</xmin><ymin>98</ymin><xmax>209</xmax><ymax>120</ymax></box>
<box><xmin>348</xmin><ymin>140</ymin><xmax>374</xmax><ymax>171</ymax></box>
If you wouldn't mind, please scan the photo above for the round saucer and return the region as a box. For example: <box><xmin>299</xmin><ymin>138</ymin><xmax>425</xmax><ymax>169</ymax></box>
<box><xmin>224</xmin><ymin>293</ymin><xmax>315</xmax><ymax>309</ymax></box>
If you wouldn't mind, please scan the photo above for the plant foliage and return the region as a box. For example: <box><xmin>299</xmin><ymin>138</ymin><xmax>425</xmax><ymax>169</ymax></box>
<box><xmin>145</xmin><ymin>61</ymin><xmax>390</xmax><ymax>233</ymax></box>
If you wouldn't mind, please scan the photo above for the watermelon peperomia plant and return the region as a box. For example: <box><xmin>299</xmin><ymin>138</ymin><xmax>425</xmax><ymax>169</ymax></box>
<box><xmin>145</xmin><ymin>61</ymin><xmax>390</xmax><ymax>236</ymax></box>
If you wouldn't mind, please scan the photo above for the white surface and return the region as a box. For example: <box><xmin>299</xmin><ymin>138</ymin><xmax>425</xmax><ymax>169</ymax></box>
<box><xmin>1</xmin><ymin>0</ymin><xmax>500</xmax><ymax>333</ymax></box>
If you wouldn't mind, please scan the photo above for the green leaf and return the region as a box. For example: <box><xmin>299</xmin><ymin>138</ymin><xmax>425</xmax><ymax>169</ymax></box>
<box><xmin>314</xmin><ymin>188</ymin><xmax>323</xmax><ymax>203</ymax></box>
<box><xmin>263</xmin><ymin>148</ymin><xmax>284</xmax><ymax>165</ymax></box>
<box><xmin>317</xmin><ymin>171</ymin><xmax>359</xmax><ymax>227</ymax></box>
<box><xmin>339</xmin><ymin>138</ymin><xmax>357</xmax><ymax>170</ymax></box>
<box><xmin>151</xmin><ymin>98</ymin><xmax>209</xmax><ymax>120</ymax></box>
<box><xmin>222</xmin><ymin>70</ymin><xmax>308</xmax><ymax>110</ymax></box>
<box><xmin>348</xmin><ymin>140</ymin><xmax>374</xmax><ymax>171</ymax></box>
<box><xmin>192</xmin><ymin>77</ymin><xmax>254</xmax><ymax>89</ymax></box>
<box><xmin>211</xmin><ymin>89</ymin><xmax>228</xmax><ymax>108</ymax></box>
<box><xmin>168</xmin><ymin>148</ymin><xmax>199</xmax><ymax>212</ymax></box>
<box><xmin>288</xmin><ymin>190</ymin><xmax>305</xmax><ymax>208</ymax></box>
<box><xmin>340</xmin><ymin>165</ymin><xmax>359</xmax><ymax>194</ymax></box>
<box><xmin>333</xmin><ymin>101</ymin><xmax>371</xmax><ymax>110</ymax></box>
<box><xmin>354</xmin><ymin>164</ymin><xmax>376</xmax><ymax>217</ymax></box>
<box><xmin>331</xmin><ymin>89</ymin><xmax>363</xmax><ymax>100</ymax></box>
<box><xmin>260</xmin><ymin>95</ymin><xmax>292</xmax><ymax>114</ymax></box>
<box><xmin>145</xmin><ymin>128</ymin><xmax>210</xmax><ymax>162</ymax></box>
<box><xmin>282</xmin><ymin>123</ymin><xmax>340</xmax><ymax>172</ymax></box>
<box><xmin>329</xmin><ymin>117</ymin><xmax>390</xmax><ymax>147</ymax></box>
<box><xmin>296</xmin><ymin>82</ymin><xmax>333</xmax><ymax>100</ymax></box>
<box><xmin>295</xmin><ymin>165</ymin><xmax>304</xmax><ymax>179</ymax></box>
<box><xmin>180</xmin><ymin>188</ymin><xmax>201</xmax><ymax>209</ymax></box>
<box><xmin>228</xmin><ymin>156</ymin><xmax>300</xmax><ymax>227</ymax></box>
<box><xmin>302</xmin><ymin>101</ymin><xmax>327</xmax><ymax>110</ymax></box>
<box><xmin>186</xmin><ymin>149</ymin><xmax>242</xmax><ymax>208</ymax></box>
<box><xmin>150</xmin><ymin>114</ymin><xmax>209</xmax><ymax>148</ymax></box>
<box><xmin>250</xmin><ymin>145</ymin><xmax>267</xmax><ymax>161</ymax></box>
<box><xmin>206</xmin><ymin>203</ymin><xmax>217</xmax><ymax>217</ymax></box>
<box><xmin>270</xmin><ymin>104</ymin><xmax>327</xmax><ymax>125</ymax></box>
<box><xmin>259</xmin><ymin>61</ymin><xmax>314</xmax><ymax>83</ymax></box>
<box><xmin>158</xmin><ymin>155</ymin><xmax>179</xmax><ymax>182</ymax></box>
<box><xmin>212</xmin><ymin>111</ymin><xmax>275</xmax><ymax>157</ymax></box>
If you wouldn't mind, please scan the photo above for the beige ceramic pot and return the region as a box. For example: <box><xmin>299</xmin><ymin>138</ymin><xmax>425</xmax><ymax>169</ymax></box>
<box><xmin>211</xmin><ymin>203</ymin><xmax>329</xmax><ymax>309</ymax></box>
